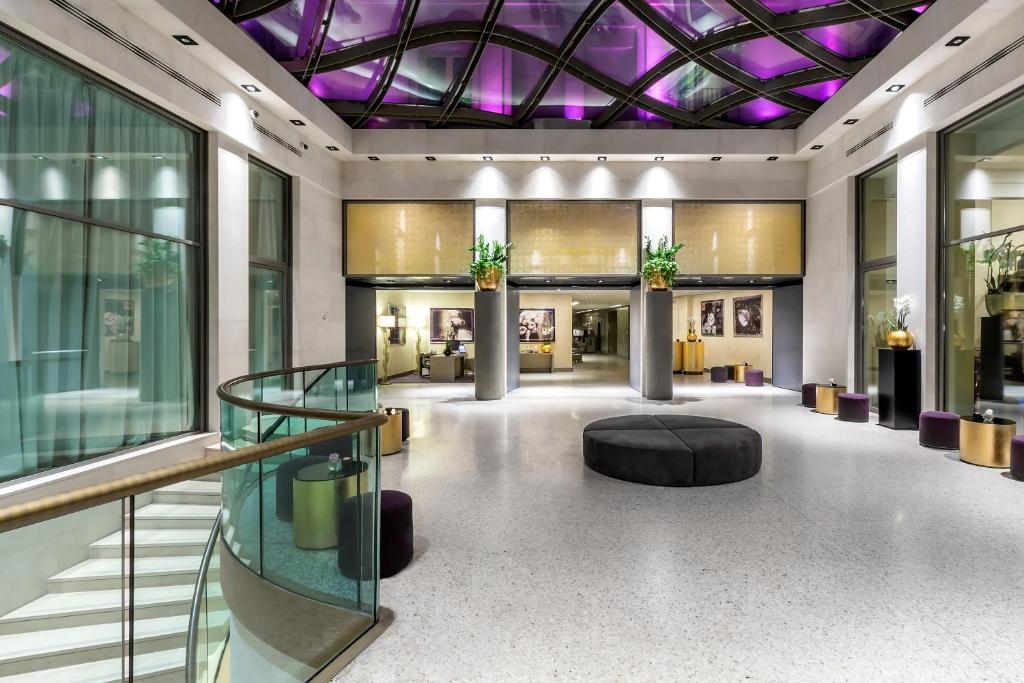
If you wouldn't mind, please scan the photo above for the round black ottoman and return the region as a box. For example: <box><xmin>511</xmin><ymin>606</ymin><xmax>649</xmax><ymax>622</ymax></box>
<box><xmin>396</xmin><ymin>407</ymin><xmax>410</xmax><ymax>441</ymax></box>
<box><xmin>583</xmin><ymin>415</ymin><xmax>761</xmax><ymax>487</ymax></box>
<box><xmin>801</xmin><ymin>383</ymin><xmax>816</xmax><ymax>408</ymax></box>
<box><xmin>337</xmin><ymin>490</ymin><xmax>414</xmax><ymax>580</ymax></box>
<box><xmin>275</xmin><ymin>455</ymin><xmax>328</xmax><ymax>521</ymax></box>
<box><xmin>710</xmin><ymin>366</ymin><xmax>728</xmax><ymax>383</ymax></box>
<box><xmin>838</xmin><ymin>392</ymin><xmax>869</xmax><ymax>423</ymax></box>
<box><xmin>1011</xmin><ymin>436</ymin><xmax>1024</xmax><ymax>481</ymax></box>
<box><xmin>919</xmin><ymin>411</ymin><xmax>959</xmax><ymax>449</ymax></box>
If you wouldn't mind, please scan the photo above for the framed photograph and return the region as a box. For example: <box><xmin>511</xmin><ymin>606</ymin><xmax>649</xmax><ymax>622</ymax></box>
<box><xmin>700</xmin><ymin>299</ymin><xmax>724</xmax><ymax>337</ymax></box>
<box><xmin>733</xmin><ymin>295</ymin><xmax>763</xmax><ymax>337</ymax></box>
<box><xmin>519</xmin><ymin>308</ymin><xmax>556</xmax><ymax>342</ymax></box>
<box><xmin>102</xmin><ymin>291</ymin><xmax>136</xmax><ymax>339</ymax></box>
<box><xmin>430</xmin><ymin>307</ymin><xmax>475</xmax><ymax>342</ymax></box>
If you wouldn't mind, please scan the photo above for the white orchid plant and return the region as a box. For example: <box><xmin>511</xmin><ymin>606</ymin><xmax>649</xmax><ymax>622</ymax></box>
<box><xmin>888</xmin><ymin>296</ymin><xmax>912</xmax><ymax>332</ymax></box>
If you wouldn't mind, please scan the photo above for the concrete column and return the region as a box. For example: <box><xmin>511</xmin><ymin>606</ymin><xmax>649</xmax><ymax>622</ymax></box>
<box><xmin>475</xmin><ymin>289</ymin><xmax>507</xmax><ymax>400</ymax></box>
<box><xmin>629</xmin><ymin>285</ymin><xmax>643</xmax><ymax>393</ymax></box>
<box><xmin>506</xmin><ymin>286</ymin><xmax>520</xmax><ymax>392</ymax></box>
<box><xmin>643</xmin><ymin>291</ymin><xmax>674</xmax><ymax>400</ymax></box>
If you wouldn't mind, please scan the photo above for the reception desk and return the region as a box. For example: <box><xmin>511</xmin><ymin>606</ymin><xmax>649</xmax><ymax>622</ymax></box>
<box><xmin>520</xmin><ymin>353</ymin><xmax>553</xmax><ymax>373</ymax></box>
<box><xmin>430</xmin><ymin>354</ymin><xmax>465</xmax><ymax>382</ymax></box>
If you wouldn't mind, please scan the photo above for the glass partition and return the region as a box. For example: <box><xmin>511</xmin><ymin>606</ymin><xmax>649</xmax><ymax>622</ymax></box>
<box><xmin>943</xmin><ymin>89</ymin><xmax>1024</xmax><ymax>421</ymax></box>
<box><xmin>673</xmin><ymin>201</ymin><xmax>803</xmax><ymax>276</ymax></box>
<box><xmin>249</xmin><ymin>160</ymin><xmax>289</xmax><ymax>373</ymax></box>
<box><xmin>0</xmin><ymin>29</ymin><xmax>203</xmax><ymax>484</ymax></box>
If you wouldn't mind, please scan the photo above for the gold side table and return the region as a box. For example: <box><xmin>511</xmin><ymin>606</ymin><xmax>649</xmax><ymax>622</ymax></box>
<box><xmin>733</xmin><ymin>364</ymin><xmax>749</xmax><ymax>383</ymax></box>
<box><xmin>815</xmin><ymin>384</ymin><xmax>846</xmax><ymax>415</ymax></box>
<box><xmin>381</xmin><ymin>410</ymin><xmax>403</xmax><ymax>455</ymax></box>
<box><xmin>672</xmin><ymin>341</ymin><xmax>684</xmax><ymax>373</ymax></box>
<box><xmin>292</xmin><ymin>460</ymin><xmax>368</xmax><ymax>549</ymax></box>
<box><xmin>960</xmin><ymin>416</ymin><xmax>1017</xmax><ymax>468</ymax></box>
<box><xmin>683</xmin><ymin>341</ymin><xmax>704</xmax><ymax>375</ymax></box>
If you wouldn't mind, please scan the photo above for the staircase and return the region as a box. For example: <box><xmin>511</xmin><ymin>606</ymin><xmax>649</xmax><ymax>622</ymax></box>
<box><xmin>0</xmin><ymin>475</ymin><xmax>227</xmax><ymax>682</ymax></box>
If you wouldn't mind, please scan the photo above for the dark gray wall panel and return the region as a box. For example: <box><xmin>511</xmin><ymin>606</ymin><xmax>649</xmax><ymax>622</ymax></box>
<box><xmin>643</xmin><ymin>291</ymin><xmax>673</xmax><ymax>400</ymax></box>
<box><xmin>629</xmin><ymin>285</ymin><xmax>642</xmax><ymax>393</ymax></box>
<box><xmin>345</xmin><ymin>284</ymin><xmax>377</xmax><ymax>363</ymax></box>
<box><xmin>772</xmin><ymin>283</ymin><xmax>804</xmax><ymax>391</ymax></box>
<box><xmin>506</xmin><ymin>286</ymin><xmax>520</xmax><ymax>392</ymax></box>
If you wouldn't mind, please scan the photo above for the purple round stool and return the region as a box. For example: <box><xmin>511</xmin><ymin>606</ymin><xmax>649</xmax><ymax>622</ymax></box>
<box><xmin>380</xmin><ymin>490</ymin><xmax>413</xmax><ymax>577</ymax></box>
<box><xmin>801</xmin><ymin>383</ymin><xmax>816</xmax><ymax>408</ymax></box>
<box><xmin>1011</xmin><ymin>436</ymin><xmax>1024</xmax><ymax>481</ymax></box>
<box><xmin>919</xmin><ymin>411</ymin><xmax>960</xmax><ymax>449</ymax></box>
<box><xmin>710</xmin><ymin>366</ymin><xmax>728</xmax><ymax>383</ymax></box>
<box><xmin>337</xmin><ymin>490</ymin><xmax>413</xmax><ymax>580</ymax></box>
<box><xmin>838</xmin><ymin>393</ymin><xmax>870</xmax><ymax>423</ymax></box>
<box><xmin>745</xmin><ymin>369</ymin><xmax>764</xmax><ymax>387</ymax></box>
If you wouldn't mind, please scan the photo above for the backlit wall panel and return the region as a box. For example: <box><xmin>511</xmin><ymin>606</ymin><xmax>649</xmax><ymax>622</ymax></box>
<box><xmin>673</xmin><ymin>202</ymin><xmax>803</xmax><ymax>275</ymax></box>
<box><xmin>508</xmin><ymin>201</ymin><xmax>639</xmax><ymax>275</ymax></box>
<box><xmin>345</xmin><ymin>201</ymin><xmax>474</xmax><ymax>275</ymax></box>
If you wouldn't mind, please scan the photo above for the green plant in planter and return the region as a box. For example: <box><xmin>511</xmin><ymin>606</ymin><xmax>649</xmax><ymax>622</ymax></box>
<box><xmin>468</xmin><ymin>236</ymin><xmax>512</xmax><ymax>290</ymax></box>
<box><xmin>640</xmin><ymin>237</ymin><xmax>684</xmax><ymax>290</ymax></box>
<box><xmin>978</xmin><ymin>235</ymin><xmax>1022</xmax><ymax>315</ymax></box>
<box><xmin>136</xmin><ymin>239</ymin><xmax>180</xmax><ymax>288</ymax></box>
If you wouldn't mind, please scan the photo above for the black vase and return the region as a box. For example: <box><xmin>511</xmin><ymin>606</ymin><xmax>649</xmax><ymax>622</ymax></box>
<box><xmin>443</xmin><ymin>344</ymin><xmax>452</xmax><ymax>357</ymax></box>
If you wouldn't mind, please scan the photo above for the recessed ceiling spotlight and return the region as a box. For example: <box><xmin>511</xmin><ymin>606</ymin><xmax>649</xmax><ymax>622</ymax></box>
<box><xmin>326</xmin><ymin>145</ymin><xmax>339</xmax><ymax>151</ymax></box>
<box><xmin>597</xmin><ymin>279</ymin><xmax>604</xmax><ymax>283</ymax></box>
<box><xmin>241</xmin><ymin>84</ymin><xmax>261</xmax><ymax>93</ymax></box>
<box><xmin>843</xmin><ymin>118</ymin><xmax>858</xmax><ymax>125</ymax></box>
<box><xmin>540</xmin><ymin>155</ymin><xmax>550</xmax><ymax>161</ymax></box>
<box><xmin>173</xmin><ymin>34</ymin><xmax>198</xmax><ymax>46</ymax></box>
<box><xmin>979</xmin><ymin>157</ymin><xmax>993</xmax><ymax>162</ymax></box>
<box><xmin>886</xmin><ymin>84</ymin><xmax>905</xmax><ymax>93</ymax></box>
<box><xmin>654</xmin><ymin>156</ymin><xmax>664</xmax><ymax>161</ymax></box>
<box><xmin>946</xmin><ymin>36</ymin><xmax>970</xmax><ymax>47</ymax></box>
<box><xmin>368</xmin><ymin>155</ymin><xmax>380</xmax><ymax>161</ymax></box>
<box><xmin>92</xmin><ymin>154</ymin><xmax>106</xmax><ymax>160</ymax></box>
<box><xmin>483</xmin><ymin>155</ymin><xmax>493</xmax><ymax>161</ymax></box>
<box><xmin>766</xmin><ymin>156</ymin><xmax>779</xmax><ymax>161</ymax></box>
<box><xmin>152</xmin><ymin>155</ymin><xmax>164</xmax><ymax>159</ymax></box>
<box><xmin>34</xmin><ymin>155</ymin><xmax>46</xmax><ymax>160</ymax></box>
<box><xmin>290</xmin><ymin>119</ymin><xmax>305</xmax><ymax>126</ymax></box>
<box><xmin>597</xmin><ymin>155</ymin><xmax>607</xmax><ymax>161</ymax></box>
<box><xmin>711</xmin><ymin>156</ymin><xmax>722</xmax><ymax>161</ymax></box>
<box><xmin>425</xmin><ymin>155</ymin><xmax>437</xmax><ymax>161</ymax></box>
<box><xmin>811</xmin><ymin>144</ymin><xmax>824</xmax><ymax>150</ymax></box>
<box><xmin>544</xmin><ymin>279</ymin><xmax>551</xmax><ymax>283</ymax></box>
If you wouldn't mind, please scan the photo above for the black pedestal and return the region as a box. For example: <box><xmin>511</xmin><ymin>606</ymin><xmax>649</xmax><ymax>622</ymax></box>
<box><xmin>878</xmin><ymin>349</ymin><xmax>921</xmax><ymax>430</ymax></box>
<box><xmin>980</xmin><ymin>316</ymin><xmax>1003</xmax><ymax>401</ymax></box>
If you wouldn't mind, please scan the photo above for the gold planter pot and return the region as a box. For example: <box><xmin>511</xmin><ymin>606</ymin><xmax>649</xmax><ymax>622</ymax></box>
<box><xmin>886</xmin><ymin>329</ymin><xmax>914</xmax><ymax>350</ymax></box>
<box><xmin>686</xmin><ymin>332</ymin><xmax>698</xmax><ymax>342</ymax></box>
<box><xmin>960</xmin><ymin>416</ymin><xmax>1017</xmax><ymax>468</ymax></box>
<box><xmin>292</xmin><ymin>461</ymin><xmax>369</xmax><ymax>550</ymax></box>
<box><xmin>475</xmin><ymin>266</ymin><xmax>501</xmax><ymax>291</ymax></box>
<box><xmin>647</xmin><ymin>273</ymin><xmax>670</xmax><ymax>291</ymax></box>
<box><xmin>380</xmin><ymin>411</ymin><xmax>403</xmax><ymax>455</ymax></box>
<box><xmin>815</xmin><ymin>384</ymin><xmax>846</xmax><ymax>415</ymax></box>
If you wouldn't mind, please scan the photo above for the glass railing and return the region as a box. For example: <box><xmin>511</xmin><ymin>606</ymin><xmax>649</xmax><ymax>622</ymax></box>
<box><xmin>0</xmin><ymin>358</ymin><xmax>383</xmax><ymax>682</ymax></box>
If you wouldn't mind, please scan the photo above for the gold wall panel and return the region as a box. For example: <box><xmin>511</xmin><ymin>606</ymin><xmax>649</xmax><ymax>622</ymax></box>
<box><xmin>673</xmin><ymin>202</ymin><xmax>803</xmax><ymax>275</ymax></box>
<box><xmin>345</xmin><ymin>201</ymin><xmax>474</xmax><ymax>275</ymax></box>
<box><xmin>508</xmin><ymin>201</ymin><xmax>639</xmax><ymax>275</ymax></box>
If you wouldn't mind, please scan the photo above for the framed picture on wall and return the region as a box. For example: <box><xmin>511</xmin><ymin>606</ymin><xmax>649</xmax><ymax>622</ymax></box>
<box><xmin>519</xmin><ymin>308</ymin><xmax>555</xmax><ymax>341</ymax></box>
<box><xmin>700</xmin><ymin>299</ymin><xmax>724</xmax><ymax>337</ymax></box>
<box><xmin>734</xmin><ymin>295</ymin><xmax>763</xmax><ymax>337</ymax></box>
<box><xmin>384</xmin><ymin>303</ymin><xmax>406</xmax><ymax>345</ymax></box>
<box><xmin>430</xmin><ymin>308</ymin><xmax>475</xmax><ymax>342</ymax></box>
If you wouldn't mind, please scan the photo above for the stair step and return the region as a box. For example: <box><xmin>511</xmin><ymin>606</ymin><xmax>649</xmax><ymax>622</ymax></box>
<box><xmin>152</xmin><ymin>480</ymin><xmax>221</xmax><ymax>505</ymax></box>
<box><xmin>0</xmin><ymin>647</ymin><xmax>187</xmax><ymax>683</ymax></box>
<box><xmin>47</xmin><ymin>557</ymin><xmax>218</xmax><ymax>592</ymax></box>
<box><xmin>0</xmin><ymin>585</ymin><xmax>224</xmax><ymax>635</ymax></box>
<box><xmin>0</xmin><ymin>612</ymin><xmax>227</xmax><ymax>677</ymax></box>
<box><xmin>89</xmin><ymin>529</ymin><xmax>211</xmax><ymax>559</ymax></box>
<box><xmin>130</xmin><ymin>504</ymin><xmax>220</xmax><ymax>530</ymax></box>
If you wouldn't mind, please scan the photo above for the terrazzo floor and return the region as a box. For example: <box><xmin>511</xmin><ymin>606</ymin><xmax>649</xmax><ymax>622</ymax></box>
<box><xmin>334</xmin><ymin>355</ymin><xmax>1024</xmax><ymax>682</ymax></box>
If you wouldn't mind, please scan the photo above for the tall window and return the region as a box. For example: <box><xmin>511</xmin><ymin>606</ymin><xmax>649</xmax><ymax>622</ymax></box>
<box><xmin>0</xmin><ymin>31</ymin><xmax>202</xmax><ymax>483</ymax></box>
<box><xmin>943</xmin><ymin>90</ymin><xmax>1024</xmax><ymax>421</ymax></box>
<box><xmin>248</xmin><ymin>160</ymin><xmax>289</xmax><ymax>373</ymax></box>
<box><xmin>857</xmin><ymin>159</ymin><xmax>898</xmax><ymax>409</ymax></box>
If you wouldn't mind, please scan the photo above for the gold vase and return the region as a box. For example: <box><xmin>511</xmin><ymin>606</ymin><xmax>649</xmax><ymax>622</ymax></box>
<box><xmin>686</xmin><ymin>332</ymin><xmax>697</xmax><ymax>342</ymax></box>
<box><xmin>475</xmin><ymin>266</ymin><xmax>501</xmax><ymax>291</ymax></box>
<box><xmin>648</xmin><ymin>273</ymin><xmax>670</xmax><ymax>291</ymax></box>
<box><xmin>887</xmin><ymin>329</ymin><xmax>914</xmax><ymax>350</ymax></box>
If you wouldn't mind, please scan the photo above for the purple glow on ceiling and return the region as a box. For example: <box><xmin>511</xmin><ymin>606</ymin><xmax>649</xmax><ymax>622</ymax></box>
<box><xmin>722</xmin><ymin>97</ymin><xmax>793</xmax><ymax>125</ymax></box>
<box><xmin>497</xmin><ymin>0</ymin><xmax>593</xmax><ymax>47</ymax></box>
<box><xmin>791</xmin><ymin>78</ymin><xmax>845</xmax><ymax>101</ymax></box>
<box><xmin>802</xmin><ymin>18</ymin><xmax>898</xmax><ymax>59</ymax></box>
<box><xmin>0</xmin><ymin>82</ymin><xmax>10</xmax><ymax>98</ymax></box>
<box><xmin>414</xmin><ymin>0</ymin><xmax>488</xmax><ymax>26</ymax></box>
<box><xmin>645</xmin><ymin>0</ymin><xmax>744</xmax><ymax>38</ymax></box>
<box><xmin>308</xmin><ymin>60</ymin><xmax>385</xmax><ymax>101</ymax></box>
<box><xmin>716</xmin><ymin>36</ymin><xmax>816</xmax><ymax>80</ymax></box>
<box><xmin>0</xmin><ymin>47</ymin><xmax>9</xmax><ymax>65</ymax></box>
<box><xmin>323</xmin><ymin>0</ymin><xmax>404</xmax><ymax>52</ymax></box>
<box><xmin>240</xmin><ymin>0</ymin><xmax>322</xmax><ymax>61</ymax></box>
<box><xmin>645</xmin><ymin>61</ymin><xmax>737</xmax><ymax>111</ymax></box>
<box><xmin>756</xmin><ymin>0</ymin><xmax>839</xmax><ymax>12</ymax></box>
<box><xmin>384</xmin><ymin>41</ymin><xmax>474</xmax><ymax>104</ymax></box>
<box><xmin>534</xmin><ymin>72</ymin><xmax>614</xmax><ymax>120</ymax></box>
<box><xmin>573</xmin><ymin>3</ymin><xmax>672</xmax><ymax>85</ymax></box>
<box><xmin>463</xmin><ymin>44</ymin><xmax>547</xmax><ymax>115</ymax></box>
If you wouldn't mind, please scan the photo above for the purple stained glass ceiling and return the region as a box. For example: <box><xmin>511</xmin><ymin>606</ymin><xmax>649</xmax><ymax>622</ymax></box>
<box><xmin>212</xmin><ymin>0</ymin><xmax>932</xmax><ymax>129</ymax></box>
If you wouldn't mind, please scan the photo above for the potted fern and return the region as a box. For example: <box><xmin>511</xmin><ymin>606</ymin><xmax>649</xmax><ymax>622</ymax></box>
<box><xmin>641</xmin><ymin>237</ymin><xmax>684</xmax><ymax>291</ymax></box>
<box><xmin>468</xmin><ymin>236</ymin><xmax>512</xmax><ymax>291</ymax></box>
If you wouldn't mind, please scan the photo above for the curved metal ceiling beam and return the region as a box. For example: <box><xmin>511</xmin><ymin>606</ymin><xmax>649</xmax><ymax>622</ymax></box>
<box><xmin>351</xmin><ymin>0</ymin><xmax>422</xmax><ymax>128</ymax></box>
<box><xmin>435</xmin><ymin>0</ymin><xmax>505</xmax><ymax>126</ymax></box>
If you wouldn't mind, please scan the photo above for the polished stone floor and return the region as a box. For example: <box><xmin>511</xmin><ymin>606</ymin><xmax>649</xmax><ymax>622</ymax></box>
<box><xmin>336</xmin><ymin>355</ymin><xmax>1024</xmax><ymax>682</ymax></box>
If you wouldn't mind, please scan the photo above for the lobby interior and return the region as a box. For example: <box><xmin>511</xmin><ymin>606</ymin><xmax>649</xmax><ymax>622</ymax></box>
<box><xmin>2</xmin><ymin>0</ymin><xmax>1024</xmax><ymax>681</ymax></box>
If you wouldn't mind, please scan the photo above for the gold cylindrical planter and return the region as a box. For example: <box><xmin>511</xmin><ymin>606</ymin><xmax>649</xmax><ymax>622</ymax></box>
<box><xmin>733</xmin><ymin>364</ymin><xmax>747</xmax><ymax>383</ymax></box>
<box><xmin>475</xmin><ymin>266</ymin><xmax>501</xmax><ymax>291</ymax></box>
<box><xmin>380</xmin><ymin>411</ymin><xmax>403</xmax><ymax>455</ymax></box>
<box><xmin>815</xmin><ymin>384</ymin><xmax>846</xmax><ymax>415</ymax></box>
<box><xmin>684</xmin><ymin>341</ymin><xmax>704</xmax><ymax>375</ymax></box>
<box><xmin>673</xmin><ymin>341</ymin><xmax>684</xmax><ymax>373</ymax></box>
<box><xmin>292</xmin><ymin>461</ymin><xmax>369</xmax><ymax>550</ymax></box>
<box><xmin>960</xmin><ymin>416</ymin><xmax>1017</xmax><ymax>468</ymax></box>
